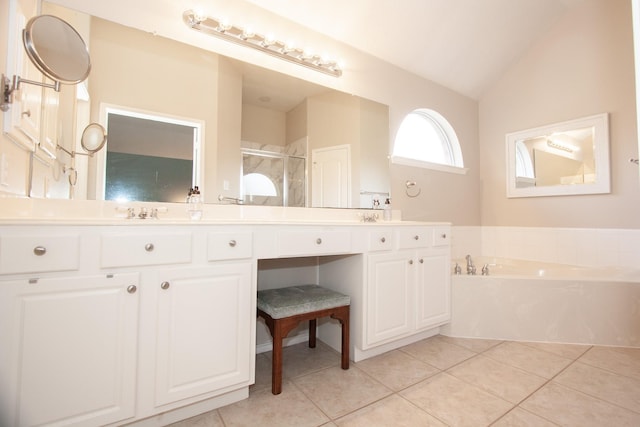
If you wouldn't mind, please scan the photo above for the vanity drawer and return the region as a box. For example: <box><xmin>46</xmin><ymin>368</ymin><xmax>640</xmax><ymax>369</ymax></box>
<box><xmin>368</xmin><ymin>230</ymin><xmax>394</xmax><ymax>251</ymax></box>
<box><xmin>397</xmin><ymin>227</ymin><xmax>431</xmax><ymax>249</ymax></box>
<box><xmin>0</xmin><ymin>234</ymin><xmax>80</xmax><ymax>275</ymax></box>
<box><xmin>277</xmin><ymin>230</ymin><xmax>351</xmax><ymax>256</ymax></box>
<box><xmin>432</xmin><ymin>227</ymin><xmax>451</xmax><ymax>247</ymax></box>
<box><xmin>100</xmin><ymin>232</ymin><xmax>192</xmax><ymax>268</ymax></box>
<box><xmin>207</xmin><ymin>231</ymin><xmax>253</xmax><ymax>261</ymax></box>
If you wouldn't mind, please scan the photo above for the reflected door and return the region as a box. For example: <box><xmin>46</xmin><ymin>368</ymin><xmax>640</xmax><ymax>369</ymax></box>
<box><xmin>311</xmin><ymin>145</ymin><xmax>351</xmax><ymax>208</ymax></box>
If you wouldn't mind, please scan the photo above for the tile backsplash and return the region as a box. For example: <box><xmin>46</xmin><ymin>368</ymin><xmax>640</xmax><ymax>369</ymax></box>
<box><xmin>452</xmin><ymin>226</ymin><xmax>640</xmax><ymax>269</ymax></box>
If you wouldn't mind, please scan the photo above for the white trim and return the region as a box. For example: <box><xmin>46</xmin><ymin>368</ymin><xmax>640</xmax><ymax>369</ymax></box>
<box><xmin>391</xmin><ymin>156</ymin><xmax>469</xmax><ymax>175</ymax></box>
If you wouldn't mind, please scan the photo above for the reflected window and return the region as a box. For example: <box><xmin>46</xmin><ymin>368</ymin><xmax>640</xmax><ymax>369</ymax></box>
<box><xmin>392</xmin><ymin>109</ymin><xmax>464</xmax><ymax>171</ymax></box>
<box><xmin>515</xmin><ymin>140</ymin><xmax>534</xmax><ymax>178</ymax></box>
<box><xmin>101</xmin><ymin>107</ymin><xmax>202</xmax><ymax>203</ymax></box>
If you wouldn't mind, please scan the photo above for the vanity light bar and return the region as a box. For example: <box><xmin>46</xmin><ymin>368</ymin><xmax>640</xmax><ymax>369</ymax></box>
<box><xmin>546</xmin><ymin>139</ymin><xmax>575</xmax><ymax>153</ymax></box>
<box><xmin>183</xmin><ymin>10</ymin><xmax>342</xmax><ymax>77</ymax></box>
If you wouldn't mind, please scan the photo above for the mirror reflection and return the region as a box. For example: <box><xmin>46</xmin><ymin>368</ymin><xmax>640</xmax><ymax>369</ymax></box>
<box><xmin>506</xmin><ymin>113</ymin><xmax>610</xmax><ymax>198</ymax></box>
<box><xmin>44</xmin><ymin>3</ymin><xmax>390</xmax><ymax>209</ymax></box>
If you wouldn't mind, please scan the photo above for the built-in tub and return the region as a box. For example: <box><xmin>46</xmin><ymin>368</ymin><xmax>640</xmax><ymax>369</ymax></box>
<box><xmin>441</xmin><ymin>257</ymin><xmax>640</xmax><ymax>348</ymax></box>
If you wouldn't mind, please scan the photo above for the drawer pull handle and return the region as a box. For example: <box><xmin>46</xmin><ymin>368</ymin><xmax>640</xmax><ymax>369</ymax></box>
<box><xmin>380</xmin><ymin>237</ymin><xmax>386</xmax><ymax>243</ymax></box>
<box><xmin>33</xmin><ymin>246</ymin><xmax>47</xmax><ymax>256</ymax></box>
<box><xmin>127</xmin><ymin>285</ymin><xmax>137</xmax><ymax>294</ymax></box>
<box><xmin>160</xmin><ymin>281</ymin><xmax>170</xmax><ymax>290</ymax></box>
<box><xmin>441</xmin><ymin>233</ymin><xmax>447</xmax><ymax>239</ymax></box>
<box><xmin>145</xmin><ymin>243</ymin><xmax>154</xmax><ymax>252</ymax></box>
<box><xmin>229</xmin><ymin>240</ymin><xmax>237</xmax><ymax>247</ymax></box>
<box><xmin>414</xmin><ymin>235</ymin><xmax>419</xmax><ymax>240</ymax></box>
<box><xmin>316</xmin><ymin>238</ymin><xmax>322</xmax><ymax>244</ymax></box>
<box><xmin>409</xmin><ymin>259</ymin><xmax>414</xmax><ymax>265</ymax></box>
<box><xmin>22</xmin><ymin>109</ymin><xmax>31</xmax><ymax>118</ymax></box>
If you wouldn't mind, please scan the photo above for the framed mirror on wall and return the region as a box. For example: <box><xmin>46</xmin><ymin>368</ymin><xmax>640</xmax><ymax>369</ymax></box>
<box><xmin>506</xmin><ymin>113</ymin><xmax>610</xmax><ymax>198</ymax></box>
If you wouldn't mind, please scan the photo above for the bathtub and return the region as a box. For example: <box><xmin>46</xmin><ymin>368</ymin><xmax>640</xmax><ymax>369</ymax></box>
<box><xmin>441</xmin><ymin>257</ymin><xmax>640</xmax><ymax>347</ymax></box>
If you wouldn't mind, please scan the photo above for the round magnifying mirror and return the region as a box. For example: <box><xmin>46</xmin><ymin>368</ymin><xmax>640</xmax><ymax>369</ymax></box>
<box><xmin>81</xmin><ymin>123</ymin><xmax>107</xmax><ymax>154</ymax></box>
<box><xmin>23</xmin><ymin>15</ymin><xmax>91</xmax><ymax>84</ymax></box>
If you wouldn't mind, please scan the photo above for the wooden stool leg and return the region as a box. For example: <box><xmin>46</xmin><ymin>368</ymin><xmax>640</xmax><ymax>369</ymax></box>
<box><xmin>308</xmin><ymin>319</ymin><xmax>317</xmax><ymax>348</ymax></box>
<box><xmin>341</xmin><ymin>307</ymin><xmax>350</xmax><ymax>370</ymax></box>
<box><xmin>271</xmin><ymin>320</ymin><xmax>284</xmax><ymax>395</ymax></box>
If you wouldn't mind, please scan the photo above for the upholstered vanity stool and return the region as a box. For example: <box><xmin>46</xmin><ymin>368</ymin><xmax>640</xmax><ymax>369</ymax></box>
<box><xmin>257</xmin><ymin>284</ymin><xmax>350</xmax><ymax>395</ymax></box>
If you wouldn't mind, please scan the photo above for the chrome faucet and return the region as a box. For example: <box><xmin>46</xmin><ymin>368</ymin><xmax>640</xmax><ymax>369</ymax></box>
<box><xmin>218</xmin><ymin>194</ymin><xmax>244</xmax><ymax>205</ymax></box>
<box><xmin>465</xmin><ymin>255</ymin><xmax>476</xmax><ymax>275</ymax></box>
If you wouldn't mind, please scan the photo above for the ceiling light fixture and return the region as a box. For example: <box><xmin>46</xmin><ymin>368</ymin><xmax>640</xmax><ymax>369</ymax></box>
<box><xmin>183</xmin><ymin>10</ymin><xmax>342</xmax><ymax>77</ymax></box>
<box><xmin>546</xmin><ymin>138</ymin><xmax>576</xmax><ymax>153</ymax></box>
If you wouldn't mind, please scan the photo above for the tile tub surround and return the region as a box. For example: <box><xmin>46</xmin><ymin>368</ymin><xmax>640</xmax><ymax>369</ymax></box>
<box><xmin>452</xmin><ymin>226</ymin><xmax>640</xmax><ymax>269</ymax></box>
<box><xmin>169</xmin><ymin>335</ymin><xmax>640</xmax><ymax>427</ymax></box>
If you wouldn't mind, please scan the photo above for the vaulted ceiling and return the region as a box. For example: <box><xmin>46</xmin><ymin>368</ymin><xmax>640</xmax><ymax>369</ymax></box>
<box><xmin>244</xmin><ymin>0</ymin><xmax>587</xmax><ymax>99</ymax></box>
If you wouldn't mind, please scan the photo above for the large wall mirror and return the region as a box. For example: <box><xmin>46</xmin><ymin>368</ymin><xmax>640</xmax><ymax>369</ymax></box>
<box><xmin>506</xmin><ymin>113</ymin><xmax>610</xmax><ymax>198</ymax></box>
<box><xmin>40</xmin><ymin>1</ymin><xmax>390</xmax><ymax>209</ymax></box>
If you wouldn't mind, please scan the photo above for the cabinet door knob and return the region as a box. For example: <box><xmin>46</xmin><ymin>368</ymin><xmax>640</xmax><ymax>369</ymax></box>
<box><xmin>22</xmin><ymin>109</ymin><xmax>31</xmax><ymax>118</ymax></box>
<box><xmin>228</xmin><ymin>239</ymin><xmax>237</xmax><ymax>247</ymax></box>
<box><xmin>414</xmin><ymin>235</ymin><xmax>419</xmax><ymax>240</ymax></box>
<box><xmin>380</xmin><ymin>237</ymin><xmax>386</xmax><ymax>243</ymax></box>
<box><xmin>127</xmin><ymin>285</ymin><xmax>137</xmax><ymax>294</ymax></box>
<box><xmin>145</xmin><ymin>243</ymin><xmax>154</xmax><ymax>252</ymax></box>
<box><xmin>409</xmin><ymin>259</ymin><xmax>414</xmax><ymax>265</ymax></box>
<box><xmin>160</xmin><ymin>281</ymin><xmax>170</xmax><ymax>290</ymax></box>
<box><xmin>316</xmin><ymin>238</ymin><xmax>322</xmax><ymax>244</ymax></box>
<box><xmin>419</xmin><ymin>258</ymin><xmax>424</xmax><ymax>263</ymax></box>
<box><xmin>441</xmin><ymin>233</ymin><xmax>447</xmax><ymax>239</ymax></box>
<box><xmin>33</xmin><ymin>246</ymin><xmax>47</xmax><ymax>256</ymax></box>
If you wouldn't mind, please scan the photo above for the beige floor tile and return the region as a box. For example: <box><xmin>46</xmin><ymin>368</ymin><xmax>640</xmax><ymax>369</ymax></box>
<box><xmin>400</xmin><ymin>336</ymin><xmax>476</xmax><ymax>370</ymax></box>
<box><xmin>491</xmin><ymin>408</ymin><xmax>558</xmax><ymax>427</ymax></box>
<box><xmin>251</xmin><ymin>352</ymin><xmax>273</xmax><ymax>392</ymax></box>
<box><xmin>438</xmin><ymin>335</ymin><xmax>503</xmax><ymax>353</ymax></box>
<box><xmin>519</xmin><ymin>341</ymin><xmax>591</xmax><ymax>359</ymax></box>
<box><xmin>218</xmin><ymin>380</ymin><xmax>329</xmax><ymax>427</ymax></box>
<box><xmin>447</xmin><ymin>354</ymin><xmax>547</xmax><ymax>404</ymax></box>
<box><xmin>294</xmin><ymin>366</ymin><xmax>392</xmax><ymax>419</ymax></box>
<box><xmin>521</xmin><ymin>382</ymin><xmax>640</xmax><ymax>426</ymax></box>
<box><xmin>266</xmin><ymin>341</ymin><xmax>342</xmax><ymax>379</ymax></box>
<box><xmin>578</xmin><ymin>346</ymin><xmax>640</xmax><ymax>381</ymax></box>
<box><xmin>355</xmin><ymin>349</ymin><xmax>440</xmax><ymax>391</ymax></box>
<box><xmin>167</xmin><ymin>410</ymin><xmax>225</xmax><ymax>427</ymax></box>
<box><xmin>400</xmin><ymin>372</ymin><xmax>513</xmax><ymax>426</ymax></box>
<box><xmin>483</xmin><ymin>342</ymin><xmax>572</xmax><ymax>378</ymax></box>
<box><xmin>335</xmin><ymin>394</ymin><xmax>447</xmax><ymax>427</ymax></box>
<box><xmin>553</xmin><ymin>361</ymin><xmax>640</xmax><ymax>413</ymax></box>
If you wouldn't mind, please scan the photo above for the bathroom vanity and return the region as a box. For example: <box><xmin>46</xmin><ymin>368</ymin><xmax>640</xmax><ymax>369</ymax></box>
<box><xmin>0</xmin><ymin>204</ymin><xmax>450</xmax><ymax>427</ymax></box>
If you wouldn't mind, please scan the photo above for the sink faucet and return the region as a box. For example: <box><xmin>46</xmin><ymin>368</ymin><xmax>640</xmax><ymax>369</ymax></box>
<box><xmin>465</xmin><ymin>255</ymin><xmax>476</xmax><ymax>275</ymax></box>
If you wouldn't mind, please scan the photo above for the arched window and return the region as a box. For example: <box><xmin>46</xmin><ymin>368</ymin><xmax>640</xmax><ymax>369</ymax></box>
<box><xmin>391</xmin><ymin>108</ymin><xmax>466</xmax><ymax>174</ymax></box>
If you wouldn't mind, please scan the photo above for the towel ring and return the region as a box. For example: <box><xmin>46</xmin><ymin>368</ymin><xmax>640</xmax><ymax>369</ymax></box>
<box><xmin>405</xmin><ymin>180</ymin><xmax>421</xmax><ymax>197</ymax></box>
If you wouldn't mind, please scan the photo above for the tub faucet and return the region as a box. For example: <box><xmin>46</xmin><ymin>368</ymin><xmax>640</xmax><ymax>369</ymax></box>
<box><xmin>482</xmin><ymin>264</ymin><xmax>490</xmax><ymax>276</ymax></box>
<box><xmin>465</xmin><ymin>255</ymin><xmax>476</xmax><ymax>275</ymax></box>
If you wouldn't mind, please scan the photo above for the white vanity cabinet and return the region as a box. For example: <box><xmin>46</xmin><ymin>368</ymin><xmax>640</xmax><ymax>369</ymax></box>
<box><xmin>0</xmin><ymin>273</ymin><xmax>140</xmax><ymax>427</ymax></box>
<box><xmin>149</xmin><ymin>262</ymin><xmax>254</xmax><ymax>408</ymax></box>
<box><xmin>363</xmin><ymin>226</ymin><xmax>451</xmax><ymax>350</ymax></box>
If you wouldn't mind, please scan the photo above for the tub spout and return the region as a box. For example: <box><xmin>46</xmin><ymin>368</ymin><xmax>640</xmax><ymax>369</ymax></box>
<box><xmin>465</xmin><ymin>255</ymin><xmax>476</xmax><ymax>275</ymax></box>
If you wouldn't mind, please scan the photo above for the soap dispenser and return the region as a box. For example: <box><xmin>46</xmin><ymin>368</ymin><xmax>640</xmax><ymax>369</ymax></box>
<box><xmin>187</xmin><ymin>186</ymin><xmax>203</xmax><ymax>220</ymax></box>
<box><xmin>383</xmin><ymin>198</ymin><xmax>392</xmax><ymax>221</ymax></box>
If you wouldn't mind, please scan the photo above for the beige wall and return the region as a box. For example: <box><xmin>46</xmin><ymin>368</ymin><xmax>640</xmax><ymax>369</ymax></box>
<box><xmin>479</xmin><ymin>0</ymin><xmax>640</xmax><ymax>228</ymax></box>
<box><xmin>241</xmin><ymin>104</ymin><xmax>286</xmax><ymax>146</ymax></box>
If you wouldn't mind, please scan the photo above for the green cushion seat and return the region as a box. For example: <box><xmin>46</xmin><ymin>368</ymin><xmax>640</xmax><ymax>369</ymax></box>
<box><xmin>257</xmin><ymin>284</ymin><xmax>350</xmax><ymax>319</ymax></box>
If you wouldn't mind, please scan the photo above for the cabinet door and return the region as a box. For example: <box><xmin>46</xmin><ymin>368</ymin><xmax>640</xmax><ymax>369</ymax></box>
<box><xmin>415</xmin><ymin>249</ymin><xmax>451</xmax><ymax>330</ymax></box>
<box><xmin>365</xmin><ymin>252</ymin><xmax>414</xmax><ymax>347</ymax></box>
<box><xmin>154</xmin><ymin>263</ymin><xmax>253</xmax><ymax>407</ymax></box>
<box><xmin>0</xmin><ymin>273</ymin><xmax>139</xmax><ymax>427</ymax></box>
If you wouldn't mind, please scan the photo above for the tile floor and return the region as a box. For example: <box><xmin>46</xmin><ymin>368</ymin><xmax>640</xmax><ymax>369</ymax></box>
<box><xmin>169</xmin><ymin>335</ymin><xmax>640</xmax><ymax>427</ymax></box>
